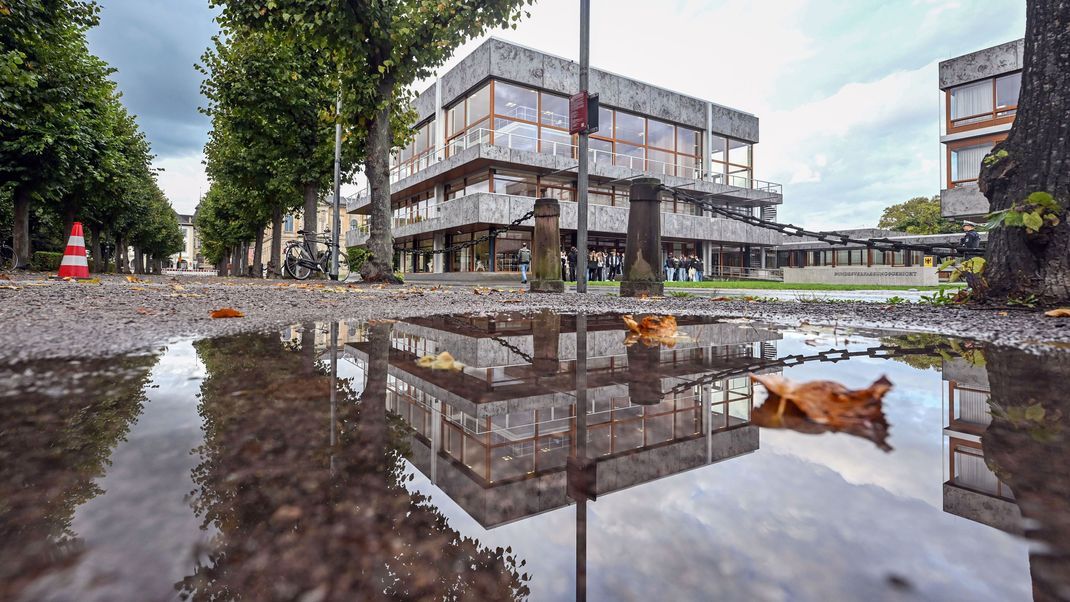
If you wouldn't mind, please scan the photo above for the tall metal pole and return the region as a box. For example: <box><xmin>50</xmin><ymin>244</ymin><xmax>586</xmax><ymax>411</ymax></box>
<box><xmin>330</xmin><ymin>94</ymin><xmax>343</xmax><ymax>280</ymax></box>
<box><xmin>575</xmin><ymin>0</ymin><xmax>590</xmax><ymax>293</ymax></box>
<box><xmin>574</xmin><ymin>312</ymin><xmax>588</xmax><ymax>601</ymax></box>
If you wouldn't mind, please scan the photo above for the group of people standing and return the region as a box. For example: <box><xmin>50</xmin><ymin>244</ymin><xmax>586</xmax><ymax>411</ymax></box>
<box><xmin>664</xmin><ymin>252</ymin><xmax>704</xmax><ymax>282</ymax></box>
<box><xmin>557</xmin><ymin>247</ymin><xmax>624</xmax><ymax>282</ymax></box>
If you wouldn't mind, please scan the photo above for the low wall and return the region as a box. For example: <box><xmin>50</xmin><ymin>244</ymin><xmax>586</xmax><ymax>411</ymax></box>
<box><xmin>782</xmin><ymin>266</ymin><xmax>938</xmax><ymax>286</ymax></box>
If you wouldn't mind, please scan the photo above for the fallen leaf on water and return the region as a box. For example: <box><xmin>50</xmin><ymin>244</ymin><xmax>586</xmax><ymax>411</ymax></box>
<box><xmin>125</xmin><ymin>275</ymin><xmax>143</xmax><ymax>283</ymax></box>
<box><xmin>210</xmin><ymin>307</ymin><xmax>244</xmax><ymax>319</ymax></box>
<box><xmin>622</xmin><ymin>314</ymin><xmax>685</xmax><ymax>348</ymax></box>
<box><xmin>415</xmin><ymin>351</ymin><xmax>464</xmax><ymax>372</ymax></box>
<box><xmin>1045</xmin><ymin>308</ymin><xmax>1070</xmax><ymax>317</ymax></box>
<box><xmin>750</xmin><ymin>373</ymin><xmax>894</xmax><ymax>451</ymax></box>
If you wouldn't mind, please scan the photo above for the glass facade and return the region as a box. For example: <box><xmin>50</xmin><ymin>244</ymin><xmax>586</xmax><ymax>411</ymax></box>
<box><xmin>947</xmin><ymin>72</ymin><xmax>1021</xmax><ymax>130</ymax></box>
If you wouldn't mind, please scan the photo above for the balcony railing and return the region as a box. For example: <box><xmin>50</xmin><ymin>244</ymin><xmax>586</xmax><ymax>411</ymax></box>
<box><xmin>350</xmin><ymin>127</ymin><xmax>783</xmax><ymax>204</ymax></box>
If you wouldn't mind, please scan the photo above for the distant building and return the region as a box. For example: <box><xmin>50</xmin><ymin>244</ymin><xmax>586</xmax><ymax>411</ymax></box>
<box><xmin>169</xmin><ymin>213</ymin><xmax>199</xmax><ymax>269</ymax></box>
<box><xmin>939</xmin><ymin>40</ymin><xmax>1023</xmax><ymax>220</ymax></box>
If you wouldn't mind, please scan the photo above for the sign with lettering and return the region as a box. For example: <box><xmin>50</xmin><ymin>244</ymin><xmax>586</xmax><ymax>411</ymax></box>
<box><xmin>569</xmin><ymin>92</ymin><xmax>588</xmax><ymax>135</ymax></box>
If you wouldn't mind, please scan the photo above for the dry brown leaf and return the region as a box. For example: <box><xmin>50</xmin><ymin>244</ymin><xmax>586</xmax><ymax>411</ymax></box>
<box><xmin>125</xmin><ymin>275</ymin><xmax>142</xmax><ymax>283</ymax></box>
<box><xmin>0</xmin><ymin>284</ymin><xmax>18</xmax><ymax>290</ymax></box>
<box><xmin>415</xmin><ymin>351</ymin><xmax>464</xmax><ymax>372</ymax></box>
<box><xmin>210</xmin><ymin>307</ymin><xmax>244</xmax><ymax>319</ymax></box>
<box><xmin>1045</xmin><ymin>308</ymin><xmax>1070</xmax><ymax>317</ymax></box>
<box><xmin>130</xmin><ymin>286</ymin><xmax>145</xmax><ymax>291</ymax></box>
<box><xmin>171</xmin><ymin>283</ymin><xmax>185</xmax><ymax>291</ymax></box>
<box><xmin>709</xmin><ymin>296</ymin><xmax>733</xmax><ymax>301</ymax></box>
<box><xmin>750</xmin><ymin>373</ymin><xmax>893</xmax><ymax>451</ymax></box>
<box><xmin>136</xmin><ymin>307</ymin><xmax>152</xmax><ymax>315</ymax></box>
<box><xmin>0</xmin><ymin>273</ymin><xmax>10</xmax><ymax>280</ymax></box>
<box><xmin>622</xmin><ymin>314</ymin><xmax>681</xmax><ymax>348</ymax></box>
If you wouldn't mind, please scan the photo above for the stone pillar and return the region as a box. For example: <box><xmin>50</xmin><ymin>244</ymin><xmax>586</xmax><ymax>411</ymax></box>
<box><xmin>433</xmin><ymin>231</ymin><xmax>446</xmax><ymax>273</ymax></box>
<box><xmin>530</xmin><ymin>197</ymin><xmax>564</xmax><ymax>293</ymax></box>
<box><xmin>532</xmin><ymin>310</ymin><xmax>561</xmax><ymax>375</ymax></box>
<box><xmin>626</xmin><ymin>339</ymin><xmax>663</xmax><ymax>405</ymax></box>
<box><xmin>620</xmin><ymin>178</ymin><xmax>664</xmax><ymax>297</ymax></box>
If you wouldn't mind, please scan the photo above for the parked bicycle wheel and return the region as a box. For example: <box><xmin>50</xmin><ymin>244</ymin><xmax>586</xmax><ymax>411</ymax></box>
<box><xmin>0</xmin><ymin>245</ymin><xmax>17</xmax><ymax>271</ymax></box>
<box><xmin>284</xmin><ymin>245</ymin><xmax>312</xmax><ymax>280</ymax></box>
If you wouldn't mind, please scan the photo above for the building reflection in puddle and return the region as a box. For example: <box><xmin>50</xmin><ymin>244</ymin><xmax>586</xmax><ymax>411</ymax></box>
<box><xmin>343</xmin><ymin>312</ymin><xmax>775</xmax><ymax>531</ymax></box>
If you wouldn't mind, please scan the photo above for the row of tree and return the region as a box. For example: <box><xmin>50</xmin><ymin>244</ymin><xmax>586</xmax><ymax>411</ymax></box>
<box><xmin>1</xmin><ymin>1</ymin><xmax>184</xmax><ymax>272</ymax></box>
<box><xmin>196</xmin><ymin>0</ymin><xmax>532</xmax><ymax>281</ymax></box>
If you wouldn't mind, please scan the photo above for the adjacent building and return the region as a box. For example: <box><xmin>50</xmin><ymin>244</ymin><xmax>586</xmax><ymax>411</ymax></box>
<box><xmin>939</xmin><ymin>40</ymin><xmax>1023</xmax><ymax>220</ymax></box>
<box><xmin>346</xmin><ymin>38</ymin><xmax>783</xmax><ymax>276</ymax></box>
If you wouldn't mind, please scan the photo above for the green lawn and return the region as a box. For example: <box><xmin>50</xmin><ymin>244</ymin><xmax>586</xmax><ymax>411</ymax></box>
<box><xmin>567</xmin><ymin>280</ymin><xmax>964</xmax><ymax>292</ymax></box>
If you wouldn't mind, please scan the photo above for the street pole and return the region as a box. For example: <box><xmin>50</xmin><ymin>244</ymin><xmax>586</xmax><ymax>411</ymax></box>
<box><xmin>330</xmin><ymin>93</ymin><xmax>343</xmax><ymax>280</ymax></box>
<box><xmin>576</xmin><ymin>0</ymin><xmax>590</xmax><ymax>294</ymax></box>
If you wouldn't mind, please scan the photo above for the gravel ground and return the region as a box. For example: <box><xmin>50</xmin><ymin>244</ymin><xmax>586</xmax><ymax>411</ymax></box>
<box><xmin>2</xmin><ymin>272</ymin><xmax>1069</xmax><ymax>361</ymax></box>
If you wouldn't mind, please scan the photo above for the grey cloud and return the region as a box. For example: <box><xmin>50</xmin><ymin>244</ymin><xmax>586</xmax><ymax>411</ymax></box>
<box><xmin>87</xmin><ymin>0</ymin><xmax>218</xmax><ymax>158</ymax></box>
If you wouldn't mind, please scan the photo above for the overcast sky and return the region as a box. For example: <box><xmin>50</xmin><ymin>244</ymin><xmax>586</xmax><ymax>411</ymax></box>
<box><xmin>87</xmin><ymin>0</ymin><xmax>1025</xmax><ymax>228</ymax></box>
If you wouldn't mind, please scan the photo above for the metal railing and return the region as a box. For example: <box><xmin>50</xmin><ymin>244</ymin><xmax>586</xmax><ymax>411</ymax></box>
<box><xmin>348</xmin><ymin>127</ymin><xmax>783</xmax><ymax>205</ymax></box>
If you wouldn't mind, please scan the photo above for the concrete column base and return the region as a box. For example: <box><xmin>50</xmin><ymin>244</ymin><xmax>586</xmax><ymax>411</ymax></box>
<box><xmin>529</xmin><ymin>279</ymin><xmax>564</xmax><ymax>293</ymax></box>
<box><xmin>620</xmin><ymin>280</ymin><xmax>663</xmax><ymax>297</ymax></box>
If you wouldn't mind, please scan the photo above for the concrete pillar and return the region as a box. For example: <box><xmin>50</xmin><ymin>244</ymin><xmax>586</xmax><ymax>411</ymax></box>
<box><xmin>532</xmin><ymin>310</ymin><xmax>561</xmax><ymax>375</ymax></box>
<box><xmin>704</xmin><ymin>103</ymin><xmax>713</xmax><ymax>180</ymax></box>
<box><xmin>430</xmin><ymin>399</ymin><xmax>441</xmax><ymax>484</ymax></box>
<box><xmin>433</xmin><ymin>232</ymin><xmax>446</xmax><ymax>273</ymax></box>
<box><xmin>703</xmin><ymin>241</ymin><xmax>713</xmax><ymax>280</ymax></box>
<box><xmin>434</xmin><ymin>78</ymin><xmax>445</xmax><ymax>161</ymax></box>
<box><xmin>488</xmin><ymin>236</ymin><xmax>496</xmax><ymax>272</ymax></box>
<box><xmin>620</xmin><ymin>178</ymin><xmax>664</xmax><ymax>297</ymax></box>
<box><xmin>530</xmin><ymin>197</ymin><xmax>564</xmax><ymax>293</ymax></box>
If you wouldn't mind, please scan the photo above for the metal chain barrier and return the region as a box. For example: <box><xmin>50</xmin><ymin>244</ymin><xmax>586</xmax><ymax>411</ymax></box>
<box><xmin>666</xmin><ymin>343</ymin><xmax>954</xmax><ymax>396</ymax></box>
<box><xmin>665</xmin><ymin>185</ymin><xmax>976</xmax><ymax>258</ymax></box>
<box><xmin>394</xmin><ymin>209</ymin><xmax>536</xmax><ymax>256</ymax></box>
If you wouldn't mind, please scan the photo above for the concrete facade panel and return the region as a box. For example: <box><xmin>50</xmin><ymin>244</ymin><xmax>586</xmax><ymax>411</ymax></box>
<box><xmin>939</xmin><ymin>39</ymin><xmax>1024</xmax><ymax>89</ymax></box>
<box><xmin>941</xmin><ymin>184</ymin><xmax>990</xmax><ymax>219</ymax></box>
<box><xmin>783</xmin><ymin>266</ymin><xmax>939</xmax><ymax>286</ymax></box>
<box><xmin>710</xmin><ymin>103</ymin><xmax>760</xmax><ymax>142</ymax></box>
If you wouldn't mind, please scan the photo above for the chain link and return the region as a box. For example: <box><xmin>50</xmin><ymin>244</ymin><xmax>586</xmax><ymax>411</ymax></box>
<box><xmin>665</xmin><ymin>186</ymin><xmax>978</xmax><ymax>258</ymax></box>
<box><xmin>666</xmin><ymin>343</ymin><xmax>954</xmax><ymax>396</ymax></box>
<box><xmin>394</xmin><ymin>209</ymin><xmax>536</xmax><ymax>256</ymax></box>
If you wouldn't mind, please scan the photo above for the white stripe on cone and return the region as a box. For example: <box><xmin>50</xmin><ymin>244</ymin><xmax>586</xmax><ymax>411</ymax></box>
<box><xmin>61</xmin><ymin>255</ymin><xmax>89</xmax><ymax>266</ymax></box>
<box><xmin>66</xmin><ymin>235</ymin><xmax>85</xmax><ymax>247</ymax></box>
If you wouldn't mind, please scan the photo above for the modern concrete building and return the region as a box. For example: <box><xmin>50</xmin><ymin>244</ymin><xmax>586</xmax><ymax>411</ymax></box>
<box><xmin>346</xmin><ymin>38</ymin><xmax>783</xmax><ymax>276</ymax></box>
<box><xmin>342</xmin><ymin>312</ymin><xmax>774</xmax><ymax>528</ymax></box>
<box><xmin>939</xmin><ymin>40</ymin><xmax>1023</xmax><ymax>220</ymax></box>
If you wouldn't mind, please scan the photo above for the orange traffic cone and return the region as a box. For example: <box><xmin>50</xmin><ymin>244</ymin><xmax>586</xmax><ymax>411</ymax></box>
<box><xmin>58</xmin><ymin>222</ymin><xmax>90</xmax><ymax>279</ymax></box>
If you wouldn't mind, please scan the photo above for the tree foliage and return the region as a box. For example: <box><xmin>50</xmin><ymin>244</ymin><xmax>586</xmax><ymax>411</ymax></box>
<box><xmin>877</xmin><ymin>195</ymin><xmax>959</xmax><ymax>235</ymax></box>
<box><xmin>212</xmin><ymin>0</ymin><xmax>533</xmax><ymax>281</ymax></box>
<box><xmin>0</xmin><ymin>0</ymin><xmax>182</xmax><ymax>271</ymax></box>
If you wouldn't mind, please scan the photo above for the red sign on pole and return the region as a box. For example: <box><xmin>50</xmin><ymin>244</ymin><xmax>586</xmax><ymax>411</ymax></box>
<box><xmin>569</xmin><ymin>91</ymin><xmax>589</xmax><ymax>135</ymax></box>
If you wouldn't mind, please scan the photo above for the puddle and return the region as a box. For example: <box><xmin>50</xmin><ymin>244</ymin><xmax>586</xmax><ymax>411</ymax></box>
<box><xmin>1</xmin><ymin>312</ymin><xmax>1067</xmax><ymax>601</ymax></box>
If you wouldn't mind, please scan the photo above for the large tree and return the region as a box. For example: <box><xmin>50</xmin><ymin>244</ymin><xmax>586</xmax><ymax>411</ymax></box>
<box><xmin>199</xmin><ymin>28</ymin><xmax>358</xmax><ymax>277</ymax></box>
<box><xmin>0</xmin><ymin>0</ymin><xmax>110</xmax><ymax>265</ymax></box>
<box><xmin>213</xmin><ymin>0</ymin><xmax>532</xmax><ymax>282</ymax></box>
<box><xmin>978</xmin><ymin>0</ymin><xmax>1070</xmax><ymax>303</ymax></box>
<box><xmin>877</xmin><ymin>195</ymin><xmax>959</xmax><ymax>235</ymax></box>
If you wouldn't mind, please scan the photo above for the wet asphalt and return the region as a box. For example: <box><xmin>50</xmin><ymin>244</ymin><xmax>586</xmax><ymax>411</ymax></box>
<box><xmin>1</xmin><ymin>273</ymin><xmax>1068</xmax><ymax>362</ymax></box>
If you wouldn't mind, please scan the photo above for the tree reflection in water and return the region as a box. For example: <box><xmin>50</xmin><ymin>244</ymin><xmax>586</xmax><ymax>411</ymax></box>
<box><xmin>0</xmin><ymin>355</ymin><xmax>158</xmax><ymax>600</ymax></box>
<box><xmin>182</xmin><ymin>322</ymin><xmax>529</xmax><ymax>600</ymax></box>
<box><xmin>982</xmin><ymin>345</ymin><xmax>1070</xmax><ymax>601</ymax></box>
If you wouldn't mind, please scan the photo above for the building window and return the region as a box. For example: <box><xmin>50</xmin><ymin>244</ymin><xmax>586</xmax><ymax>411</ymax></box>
<box><xmin>284</xmin><ymin>214</ymin><xmax>295</xmax><ymax>233</ymax></box>
<box><xmin>950</xmin><ymin>142</ymin><xmax>994</xmax><ymax>185</ymax></box>
<box><xmin>948</xmin><ymin>72</ymin><xmax>1021</xmax><ymax>130</ymax></box>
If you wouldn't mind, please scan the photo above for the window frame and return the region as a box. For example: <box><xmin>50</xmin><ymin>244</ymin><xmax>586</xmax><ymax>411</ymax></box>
<box><xmin>945</xmin><ymin>72</ymin><xmax>1021</xmax><ymax>134</ymax></box>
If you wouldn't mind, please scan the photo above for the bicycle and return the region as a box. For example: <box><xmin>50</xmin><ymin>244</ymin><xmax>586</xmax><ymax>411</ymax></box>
<box><xmin>283</xmin><ymin>229</ymin><xmax>350</xmax><ymax>281</ymax></box>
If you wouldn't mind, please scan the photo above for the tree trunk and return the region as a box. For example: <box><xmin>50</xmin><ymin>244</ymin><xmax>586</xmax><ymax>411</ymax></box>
<box><xmin>231</xmin><ymin>246</ymin><xmax>242</xmax><ymax>277</ymax></box>
<box><xmin>88</xmin><ymin>226</ymin><xmax>102</xmax><ymax>273</ymax></box>
<box><xmin>218</xmin><ymin>250</ymin><xmax>229</xmax><ymax>277</ymax></box>
<box><xmin>303</xmin><ymin>182</ymin><xmax>318</xmax><ymax>236</ymax></box>
<box><xmin>270</xmin><ymin>206</ymin><xmax>283</xmax><ymax>278</ymax></box>
<box><xmin>62</xmin><ymin>205</ymin><xmax>76</xmax><ymax>242</ymax></box>
<box><xmin>978</xmin><ymin>0</ymin><xmax>1070</xmax><ymax>303</ymax></box>
<box><xmin>114</xmin><ymin>234</ymin><xmax>125</xmax><ymax>273</ymax></box>
<box><xmin>253</xmin><ymin>227</ymin><xmax>264</xmax><ymax>278</ymax></box>
<box><xmin>133</xmin><ymin>246</ymin><xmax>144</xmax><ymax>275</ymax></box>
<box><xmin>360</xmin><ymin>102</ymin><xmax>401</xmax><ymax>283</ymax></box>
<box><xmin>12</xmin><ymin>186</ymin><xmax>30</xmax><ymax>268</ymax></box>
<box><xmin>982</xmin><ymin>345</ymin><xmax>1070</xmax><ymax>601</ymax></box>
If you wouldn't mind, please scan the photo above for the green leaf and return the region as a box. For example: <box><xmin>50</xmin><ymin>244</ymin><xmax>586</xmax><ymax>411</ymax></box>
<box><xmin>1022</xmin><ymin>210</ymin><xmax>1043</xmax><ymax>232</ymax></box>
<box><xmin>1004</xmin><ymin>210</ymin><xmax>1024</xmax><ymax>227</ymax></box>
<box><xmin>1025</xmin><ymin>404</ymin><xmax>1046</xmax><ymax>422</ymax></box>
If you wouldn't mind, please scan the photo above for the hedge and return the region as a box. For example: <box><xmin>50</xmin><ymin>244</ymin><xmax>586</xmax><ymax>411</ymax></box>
<box><xmin>32</xmin><ymin>251</ymin><xmax>64</xmax><ymax>272</ymax></box>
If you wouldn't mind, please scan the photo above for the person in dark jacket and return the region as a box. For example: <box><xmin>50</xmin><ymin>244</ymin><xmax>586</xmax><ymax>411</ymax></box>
<box><xmin>567</xmin><ymin>246</ymin><xmax>578</xmax><ymax>281</ymax></box>
<box><xmin>664</xmin><ymin>253</ymin><xmax>675</xmax><ymax>281</ymax></box>
<box><xmin>960</xmin><ymin>223</ymin><xmax>981</xmax><ymax>250</ymax></box>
